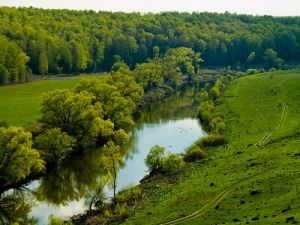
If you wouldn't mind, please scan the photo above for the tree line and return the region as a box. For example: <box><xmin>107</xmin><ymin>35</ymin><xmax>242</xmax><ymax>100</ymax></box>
<box><xmin>0</xmin><ymin>7</ymin><xmax>300</xmax><ymax>84</ymax></box>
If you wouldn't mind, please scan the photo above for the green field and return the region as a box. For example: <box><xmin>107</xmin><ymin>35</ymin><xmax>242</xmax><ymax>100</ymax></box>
<box><xmin>122</xmin><ymin>69</ymin><xmax>300</xmax><ymax>224</ymax></box>
<box><xmin>0</xmin><ymin>75</ymin><xmax>100</xmax><ymax>126</ymax></box>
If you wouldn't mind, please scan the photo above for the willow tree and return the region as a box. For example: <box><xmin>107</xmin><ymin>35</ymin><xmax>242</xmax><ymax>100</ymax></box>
<box><xmin>0</xmin><ymin>127</ymin><xmax>45</xmax><ymax>190</ymax></box>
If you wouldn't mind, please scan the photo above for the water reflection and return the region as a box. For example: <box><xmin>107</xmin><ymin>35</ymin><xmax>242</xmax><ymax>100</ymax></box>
<box><xmin>1</xmin><ymin>84</ymin><xmax>205</xmax><ymax>224</ymax></box>
<box><xmin>0</xmin><ymin>190</ymin><xmax>37</xmax><ymax>225</ymax></box>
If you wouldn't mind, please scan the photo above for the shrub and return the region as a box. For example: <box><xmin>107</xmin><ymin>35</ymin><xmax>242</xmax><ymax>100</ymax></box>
<box><xmin>183</xmin><ymin>145</ymin><xmax>206</xmax><ymax>162</ymax></box>
<box><xmin>246</xmin><ymin>68</ymin><xmax>258</xmax><ymax>75</ymax></box>
<box><xmin>162</xmin><ymin>153</ymin><xmax>185</xmax><ymax>175</ymax></box>
<box><xmin>209</xmin><ymin>116</ymin><xmax>226</xmax><ymax>134</ymax></box>
<box><xmin>116</xmin><ymin>186</ymin><xmax>142</xmax><ymax>203</ymax></box>
<box><xmin>145</xmin><ymin>145</ymin><xmax>166</xmax><ymax>171</ymax></box>
<box><xmin>199</xmin><ymin>90</ymin><xmax>210</xmax><ymax>102</ymax></box>
<box><xmin>198</xmin><ymin>101</ymin><xmax>214</xmax><ymax>122</ymax></box>
<box><xmin>48</xmin><ymin>215</ymin><xmax>73</xmax><ymax>225</ymax></box>
<box><xmin>269</xmin><ymin>67</ymin><xmax>276</xmax><ymax>72</ymax></box>
<box><xmin>210</xmin><ymin>86</ymin><xmax>220</xmax><ymax>100</ymax></box>
<box><xmin>195</xmin><ymin>134</ymin><xmax>227</xmax><ymax>149</ymax></box>
<box><xmin>115</xmin><ymin>203</ymin><xmax>128</xmax><ymax>218</ymax></box>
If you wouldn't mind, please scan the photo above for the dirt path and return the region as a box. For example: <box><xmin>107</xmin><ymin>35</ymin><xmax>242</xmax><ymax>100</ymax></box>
<box><xmin>160</xmin><ymin>188</ymin><xmax>231</xmax><ymax>225</ymax></box>
<box><xmin>160</xmin><ymin>172</ymin><xmax>271</xmax><ymax>225</ymax></box>
<box><xmin>255</xmin><ymin>102</ymin><xmax>288</xmax><ymax>147</ymax></box>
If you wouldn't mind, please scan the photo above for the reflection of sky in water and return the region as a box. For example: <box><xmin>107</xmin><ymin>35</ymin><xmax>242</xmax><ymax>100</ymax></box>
<box><xmin>29</xmin><ymin>118</ymin><xmax>204</xmax><ymax>224</ymax></box>
<box><xmin>117</xmin><ymin>118</ymin><xmax>205</xmax><ymax>191</ymax></box>
<box><xmin>31</xmin><ymin>200</ymin><xmax>84</xmax><ymax>225</ymax></box>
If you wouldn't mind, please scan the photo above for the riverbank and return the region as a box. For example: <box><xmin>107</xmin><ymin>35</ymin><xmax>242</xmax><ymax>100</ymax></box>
<box><xmin>106</xmin><ymin>69</ymin><xmax>300</xmax><ymax>224</ymax></box>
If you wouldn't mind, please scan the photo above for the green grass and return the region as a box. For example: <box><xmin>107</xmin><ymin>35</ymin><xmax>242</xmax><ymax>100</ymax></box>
<box><xmin>121</xmin><ymin>69</ymin><xmax>300</xmax><ymax>225</ymax></box>
<box><xmin>0</xmin><ymin>75</ymin><xmax>100</xmax><ymax>126</ymax></box>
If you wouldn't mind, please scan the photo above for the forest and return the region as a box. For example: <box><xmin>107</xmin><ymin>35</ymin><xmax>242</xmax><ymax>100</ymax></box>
<box><xmin>1</xmin><ymin>7</ymin><xmax>300</xmax><ymax>83</ymax></box>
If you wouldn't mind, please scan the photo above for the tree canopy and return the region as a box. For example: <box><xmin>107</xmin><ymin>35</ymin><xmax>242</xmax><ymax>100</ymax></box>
<box><xmin>1</xmin><ymin>8</ymin><xmax>300</xmax><ymax>83</ymax></box>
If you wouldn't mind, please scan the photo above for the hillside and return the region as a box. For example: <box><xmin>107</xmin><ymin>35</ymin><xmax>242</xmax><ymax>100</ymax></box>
<box><xmin>121</xmin><ymin>69</ymin><xmax>300</xmax><ymax>224</ymax></box>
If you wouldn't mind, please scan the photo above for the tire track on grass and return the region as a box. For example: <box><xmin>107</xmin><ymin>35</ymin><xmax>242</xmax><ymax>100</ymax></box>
<box><xmin>160</xmin><ymin>172</ymin><xmax>271</xmax><ymax>225</ymax></box>
<box><xmin>255</xmin><ymin>102</ymin><xmax>288</xmax><ymax>147</ymax></box>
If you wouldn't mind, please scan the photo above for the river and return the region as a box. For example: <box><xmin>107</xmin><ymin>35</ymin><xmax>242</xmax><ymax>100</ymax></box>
<box><xmin>2</xmin><ymin>85</ymin><xmax>206</xmax><ymax>225</ymax></box>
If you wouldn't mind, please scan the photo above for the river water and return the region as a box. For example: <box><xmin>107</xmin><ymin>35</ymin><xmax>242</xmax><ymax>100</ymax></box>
<box><xmin>3</xmin><ymin>85</ymin><xmax>206</xmax><ymax>224</ymax></box>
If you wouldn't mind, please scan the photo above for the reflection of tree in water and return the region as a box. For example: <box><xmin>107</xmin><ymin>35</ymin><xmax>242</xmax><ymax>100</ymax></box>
<box><xmin>134</xmin><ymin>84</ymin><xmax>201</xmax><ymax>127</ymax></box>
<box><xmin>0</xmin><ymin>190</ymin><xmax>37</xmax><ymax>225</ymax></box>
<box><xmin>125</xmin><ymin>84</ymin><xmax>202</xmax><ymax>161</ymax></box>
<box><xmin>33</xmin><ymin>145</ymin><xmax>127</xmax><ymax>206</ymax></box>
<box><xmin>12</xmin><ymin>84</ymin><xmax>202</xmax><ymax>219</ymax></box>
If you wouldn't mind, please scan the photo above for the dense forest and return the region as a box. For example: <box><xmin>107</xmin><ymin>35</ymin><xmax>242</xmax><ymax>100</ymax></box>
<box><xmin>1</xmin><ymin>7</ymin><xmax>300</xmax><ymax>84</ymax></box>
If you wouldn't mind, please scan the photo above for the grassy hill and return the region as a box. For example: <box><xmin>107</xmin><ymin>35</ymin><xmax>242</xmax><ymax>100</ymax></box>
<box><xmin>122</xmin><ymin>69</ymin><xmax>300</xmax><ymax>225</ymax></box>
<box><xmin>0</xmin><ymin>75</ymin><xmax>99</xmax><ymax>126</ymax></box>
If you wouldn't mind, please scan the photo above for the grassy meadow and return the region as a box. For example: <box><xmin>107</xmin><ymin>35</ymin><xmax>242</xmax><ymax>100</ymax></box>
<box><xmin>121</xmin><ymin>69</ymin><xmax>300</xmax><ymax>225</ymax></box>
<box><xmin>0</xmin><ymin>75</ymin><xmax>100</xmax><ymax>126</ymax></box>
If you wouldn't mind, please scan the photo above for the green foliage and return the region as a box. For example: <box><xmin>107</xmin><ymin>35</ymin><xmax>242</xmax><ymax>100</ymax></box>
<box><xmin>246</xmin><ymin>68</ymin><xmax>258</xmax><ymax>75</ymax></box>
<box><xmin>195</xmin><ymin>134</ymin><xmax>227</xmax><ymax>149</ymax></box>
<box><xmin>102</xmin><ymin>141</ymin><xmax>124</xmax><ymax>198</ymax></box>
<box><xmin>72</xmin><ymin>42</ymin><xmax>89</xmax><ymax>72</ymax></box>
<box><xmin>0</xmin><ymin>192</ymin><xmax>38</xmax><ymax>225</ymax></box>
<box><xmin>198</xmin><ymin>100</ymin><xmax>214</xmax><ymax>122</ymax></box>
<box><xmin>198</xmin><ymin>78</ymin><xmax>227</xmax><ymax>135</ymax></box>
<box><xmin>209</xmin><ymin>116</ymin><xmax>226</xmax><ymax>134</ymax></box>
<box><xmin>183</xmin><ymin>144</ymin><xmax>206</xmax><ymax>162</ymax></box>
<box><xmin>0</xmin><ymin>127</ymin><xmax>45</xmax><ymax>187</ymax></box>
<box><xmin>38</xmin><ymin>50</ymin><xmax>49</xmax><ymax>75</ymax></box>
<box><xmin>263</xmin><ymin>48</ymin><xmax>284</xmax><ymax>69</ymax></box>
<box><xmin>145</xmin><ymin>145</ymin><xmax>166</xmax><ymax>171</ymax></box>
<box><xmin>40</xmin><ymin>89</ymin><xmax>110</xmax><ymax>149</ymax></box>
<box><xmin>48</xmin><ymin>215</ymin><xmax>73</xmax><ymax>225</ymax></box>
<box><xmin>162</xmin><ymin>153</ymin><xmax>185</xmax><ymax>175</ymax></box>
<box><xmin>0</xmin><ymin>8</ymin><xmax>300</xmax><ymax>84</ymax></box>
<box><xmin>74</xmin><ymin>75</ymin><xmax>143</xmax><ymax>131</ymax></box>
<box><xmin>116</xmin><ymin>186</ymin><xmax>142</xmax><ymax>203</ymax></box>
<box><xmin>115</xmin><ymin>202</ymin><xmax>129</xmax><ymax>218</ymax></box>
<box><xmin>0</xmin><ymin>35</ymin><xmax>29</xmax><ymax>84</ymax></box>
<box><xmin>34</xmin><ymin>128</ymin><xmax>76</xmax><ymax>166</ymax></box>
<box><xmin>134</xmin><ymin>60</ymin><xmax>163</xmax><ymax>91</ymax></box>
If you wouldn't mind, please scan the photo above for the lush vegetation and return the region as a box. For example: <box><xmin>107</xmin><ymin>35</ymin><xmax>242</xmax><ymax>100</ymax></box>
<box><xmin>116</xmin><ymin>69</ymin><xmax>300</xmax><ymax>224</ymax></box>
<box><xmin>1</xmin><ymin>7</ymin><xmax>300</xmax><ymax>84</ymax></box>
<box><xmin>0</xmin><ymin>46</ymin><xmax>203</xmax><ymax>224</ymax></box>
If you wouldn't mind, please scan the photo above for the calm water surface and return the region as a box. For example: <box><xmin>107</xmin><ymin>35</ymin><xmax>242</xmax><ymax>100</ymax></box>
<box><xmin>5</xmin><ymin>85</ymin><xmax>206</xmax><ymax>224</ymax></box>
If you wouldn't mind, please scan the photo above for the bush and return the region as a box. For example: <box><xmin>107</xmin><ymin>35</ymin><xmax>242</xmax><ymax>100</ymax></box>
<box><xmin>145</xmin><ymin>145</ymin><xmax>165</xmax><ymax>171</ymax></box>
<box><xmin>269</xmin><ymin>67</ymin><xmax>276</xmax><ymax>72</ymax></box>
<box><xmin>116</xmin><ymin>186</ymin><xmax>142</xmax><ymax>203</ymax></box>
<box><xmin>210</xmin><ymin>86</ymin><xmax>220</xmax><ymax>100</ymax></box>
<box><xmin>48</xmin><ymin>215</ymin><xmax>73</xmax><ymax>225</ymax></box>
<box><xmin>162</xmin><ymin>153</ymin><xmax>185</xmax><ymax>175</ymax></box>
<box><xmin>195</xmin><ymin>134</ymin><xmax>227</xmax><ymax>149</ymax></box>
<box><xmin>209</xmin><ymin>116</ymin><xmax>226</xmax><ymax>134</ymax></box>
<box><xmin>115</xmin><ymin>203</ymin><xmax>128</xmax><ymax>218</ymax></box>
<box><xmin>183</xmin><ymin>145</ymin><xmax>206</xmax><ymax>162</ymax></box>
<box><xmin>246</xmin><ymin>68</ymin><xmax>258</xmax><ymax>75</ymax></box>
<box><xmin>198</xmin><ymin>101</ymin><xmax>214</xmax><ymax>122</ymax></box>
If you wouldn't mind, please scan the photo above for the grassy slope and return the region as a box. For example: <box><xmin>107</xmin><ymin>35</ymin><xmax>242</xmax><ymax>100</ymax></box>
<box><xmin>0</xmin><ymin>76</ymin><xmax>98</xmax><ymax>126</ymax></box>
<box><xmin>123</xmin><ymin>70</ymin><xmax>300</xmax><ymax>225</ymax></box>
